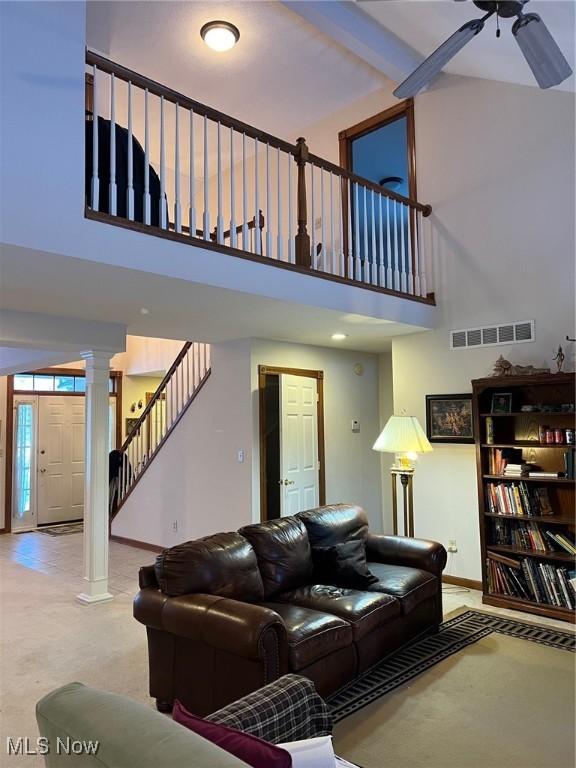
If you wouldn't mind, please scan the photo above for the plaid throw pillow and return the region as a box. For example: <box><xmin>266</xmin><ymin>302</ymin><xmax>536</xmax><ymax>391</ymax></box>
<box><xmin>207</xmin><ymin>674</ymin><xmax>333</xmax><ymax>745</ymax></box>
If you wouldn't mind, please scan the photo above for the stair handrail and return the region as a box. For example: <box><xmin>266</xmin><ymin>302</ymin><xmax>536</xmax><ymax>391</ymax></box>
<box><xmin>120</xmin><ymin>341</ymin><xmax>192</xmax><ymax>451</ymax></box>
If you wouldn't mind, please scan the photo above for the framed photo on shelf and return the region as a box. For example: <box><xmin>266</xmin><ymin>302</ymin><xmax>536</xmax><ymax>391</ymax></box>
<box><xmin>425</xmin><ymin>394</ymin><xmax>474</xmax><ymax>444</ymax></box>
<box><xmin>491</xmin><ymin>392</ymin><xmax>513</xmax><ymax>414</ymax></box>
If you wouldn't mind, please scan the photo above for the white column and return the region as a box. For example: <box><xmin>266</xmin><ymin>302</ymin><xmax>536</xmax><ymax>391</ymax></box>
<box><xmin>77</xmin><ymin>350</ymin><xmax>113</xmax><ymax>604</ymax></box>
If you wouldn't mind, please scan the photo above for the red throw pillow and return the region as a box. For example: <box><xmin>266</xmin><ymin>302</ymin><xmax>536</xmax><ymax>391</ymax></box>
<box><xmin>173</xmin><ymin>700</ymin><xmax>292</xmax><ymax>768</ymax></box>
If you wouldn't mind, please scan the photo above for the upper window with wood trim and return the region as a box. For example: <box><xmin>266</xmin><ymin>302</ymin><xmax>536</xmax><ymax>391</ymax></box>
<box><xmin>339</xmin><ymin>99</ymin><xmax>417</xmax><ymax>201</ymax></box>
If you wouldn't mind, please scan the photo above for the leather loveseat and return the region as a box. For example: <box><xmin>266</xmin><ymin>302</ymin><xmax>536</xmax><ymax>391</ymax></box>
<box><xmin>134</xmin><ymin>504</ymin><xmax>447</xmax><ymax>716</ymax></box>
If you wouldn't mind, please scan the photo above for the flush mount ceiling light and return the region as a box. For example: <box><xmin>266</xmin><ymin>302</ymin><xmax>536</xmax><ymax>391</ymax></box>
<box><xmin>331</xmin><ymin>333</ymin><xmax>348</xmax><ymax>341</ymax></box>
<box><xmin>200</xmin><ymin>21</ymin><xmax>240</xmax><ymax>52</ymax></box>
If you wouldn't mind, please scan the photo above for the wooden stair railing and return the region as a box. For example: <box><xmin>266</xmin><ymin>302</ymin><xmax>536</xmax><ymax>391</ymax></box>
<box><xmin>112</xmin><ymin>341</ymin><xmax>211</xmax><ymax>516</ymax></box>
<box><xmin>85</xmin><ymin>51</ymin><xmax>435</xmax><ymax>304</ymax></box>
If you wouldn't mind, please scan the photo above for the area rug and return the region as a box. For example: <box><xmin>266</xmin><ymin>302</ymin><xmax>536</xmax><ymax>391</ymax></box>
<box><xmin>35</xmin><ymin>522</ymin><xmax>83</xmax><ymax>536</ymax></box>
<box><xmin>331</xmin><ymin>610</ymin><xmax>575</xmax><ymax>768</ymax></box>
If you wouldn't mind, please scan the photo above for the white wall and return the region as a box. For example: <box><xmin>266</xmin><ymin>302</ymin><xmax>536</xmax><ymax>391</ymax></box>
<box><xmin>114</xmin><ymin>336</ymin><xmax>387</xmax><ymax>546</ymax></box>
<box><xmin>390</xmin><ymin>76</ymin><xmax>575</xmax><ymax>582</ymax></box>
<box><xmin>112</xmin><ymin>339</ymin><xmax>253</xmax><ymax>547</ymax></box>
<box><xmin>250</xmin><ymin>340</ymin><xmax>384</xmax><ymax>533</ymax></box>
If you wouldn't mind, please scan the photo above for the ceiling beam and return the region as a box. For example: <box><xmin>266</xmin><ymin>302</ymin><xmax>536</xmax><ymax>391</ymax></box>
<box><xmin>281</xmin><ymin>0</ymin><xmax>422</xmax><ymax>83</ymax></box>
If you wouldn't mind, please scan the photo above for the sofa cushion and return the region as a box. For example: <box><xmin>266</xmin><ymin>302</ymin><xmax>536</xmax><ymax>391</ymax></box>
<box><xmin>155</xmin><ymin>532</ymin><xmax>264</xmax><ymax>601</ymax></box>
<box><xmin>173</xmin><ymin>701</ymin><xmax>292</xmax><ymax>768</ymax></box>
<box><xmin>312</xmin><ymin>539</ymin><xmax>378</xmax><ymax>590</ymax></box>
<box><xmin>260</xmin><ymin>603</ymin><xmax>352</xmax><ymax>670</ymax></box>
<box><xmin>298</xmin><ymin>504</ymin><xmax>369</xmax><ymax>548</ymax></box>
<box><xmin>365</xmin><ymin>562</ymin><xmax>438</xmax><ymax>614</ymax></box>
<box><xmin>240</xmin><ymin>518</ymin><xmax>314</xmax><ymax>598</ymax></box>
<box><xmin>275</xmin><ymin>585</ymin><xmax>401</xmax><ymax>641</ymax></box>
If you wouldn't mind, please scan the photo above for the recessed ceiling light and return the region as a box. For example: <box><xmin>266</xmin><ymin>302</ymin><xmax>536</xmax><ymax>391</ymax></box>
<box><xmin>201</xmin><ymin>21</ymin><xmax>240</xmax><ymax>52</ymax></box>
<box><xmin>331</xmin><ymin>333</ymin><xmax>348</xmax><ymax>341</ymax></box>
<box><xmin>140</xmin><ymin>307</ymin><xmax>150</xmax><ymax>315</ymax></box>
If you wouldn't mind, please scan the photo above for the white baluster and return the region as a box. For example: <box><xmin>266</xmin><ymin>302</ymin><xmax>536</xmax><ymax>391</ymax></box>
<box><xmin>371</xmin><ymin>190</ymin><xmax>377</xmax><ymax>285</ymax></box>
<box><xmin>203</xmin><ymin>115</ymin><xmax>210</xmax><ymax>240</ymax></box>
<box><xmin>242</xmin><ymin>133</ymin><xmax>249</xmax><ymax>251</ymax></box>
<box><xmin>174</xmin><ymin>103</ymin><xmax>182</xmax><ymax>233</ymax></box>
<box><xmin>310</xmin><ymin>165</ymin><xmax>316</xmax><ymax>266</ymax></box>
<box><xmin>90</xmin><ymin>65</ymin><xmax>99</xmax><ymax>211</ymax></box>
<box><xmin>277</xmin><ymin>148</ymin><xmax>283</xmax><ymax>261</ymax></box>
<box><xmin>400</xmin><ymin>202</ymin><xmax>407</xmax><ymax>294</ymax></box>
<box><xmin>353</xmin><ymin>182</ymin><xmax>361</xmax><ymax>280</ymax></box>
<box><xmin>230</xmin><ymin>128</ymin><xmax>237</xmax><ymax>248</ymax></box>
<box><xmin>109</xmin><ymin>73</ymin><xmax>117</xmax><ymax>216</ymax></box>
<box><xmin>330</xmin><ymin>173</ymin><xmax>335</xmax><ymax>275</ymax></box>
<box><xmin>413</xmin><ymin>210</ymin><xmax>422</xmax><ymax>297</ymax></box>
<box><xmin>406</xmin><ymin>206</ymin><xmax>414</xmax><ymax>294</ymax></box>
<box><xmin>320</xmin><ymin>169</ymin><xmax>326</xmax><ymax>272</ymax></box>
<box><xmin>144</xmin><ymin>88</ymin><xmax>151</xmax><ymax>225</ymax></box>
<box><xmin>254</xmin><ymin>138</ymin><xmax>261</xmax><ymax>255</ymax></box>
<box><xmin>287</xmin><ymin>154</ymin><xmax>294</xmax><ymax>263</ymax></box>
<box><xmin>189</xmin><ymin>110</ymin><xmax>196</xmax><ymax>238</ymax></box>
<box><xmin>362</xmin><ymin>186</ymin><xmax>369</xmax><ymax>284</ymax></box>
<box><xmin>386</xmin><ymin>197</ymin><xmax>393</xmax><ymax>289</ymax></box>
<box><xmin>393</xmin><ymin>199</ymin><xmax>400</xmax><ymax>291</ymax></box>
<box><xmin>420</xmin><ymin>212</ymin><xmax>429</xmax><ymax>298</ymax></box>
<box><xmin>378</xmin><ymin>194</ymin><xmax>385</xmax><ymax>287</ymax></box>
<box><xmin>347</xmin><ymin>179</ymin><xmax>353</xmax><ymax>278</ymax></box>
<box><xmin>159</xmin><ymin>95</ymin><xmax>166</xmax><ymax>229</ymax></box>
<box><xmin>339</xmin><ymin>177</ymin><xmax>345</xmax><ymax>277</ymax></box>
<box><xmin>217</xmin><ymin>121</ymin><xmax>224</xmax><ymax>244</ymax></box>
<box><xmin>126</xmin><ymin>81</ymin><xmax>134</xmax><ymax>220</ymax></box>
<box><xmin>266</xmin><ymin>143</ymin><xmax>272</xmax><ymax>258</ymax></box>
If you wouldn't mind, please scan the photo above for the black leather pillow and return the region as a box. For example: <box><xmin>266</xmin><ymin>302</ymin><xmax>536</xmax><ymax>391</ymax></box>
<box><xmin>312</xmin><ymin>539</ymin><xmax>378</xmax><ymax>589</ymax></box>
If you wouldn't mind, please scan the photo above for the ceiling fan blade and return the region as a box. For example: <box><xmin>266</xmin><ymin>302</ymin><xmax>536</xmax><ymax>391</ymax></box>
<box><xmin>394</xmin><ymin>19</ymin><xmax>485</xmax><ymax>99</ymax></box>
<box><xmin>512</xmin><ymin>13</ymin><xmax>573</xmax><ymax>89</ymax></box>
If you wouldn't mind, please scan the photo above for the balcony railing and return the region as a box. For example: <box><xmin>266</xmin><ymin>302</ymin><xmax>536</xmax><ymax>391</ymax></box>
<box><xmin>85</xmin><ymin>51</ymin><xmax>434</xmax><ymax>304</ymax></box>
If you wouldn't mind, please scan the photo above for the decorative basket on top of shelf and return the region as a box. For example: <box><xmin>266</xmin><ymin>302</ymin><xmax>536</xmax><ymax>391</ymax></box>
<box><xmin>472</xmin><ymin>372</ymin><xmax>575</xmax><ymax>624</ymax></box>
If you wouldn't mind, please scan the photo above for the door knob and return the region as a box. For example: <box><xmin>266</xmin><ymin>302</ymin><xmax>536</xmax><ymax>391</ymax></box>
<box><xmin>40</xmin><ymin>450</ymin><xmax>45</xmax><ymax>455</ymax></box>
<box><xmin>284</xmin><ymin>479</ymin><xmax>295</xmax><ymax>486</ymax></box>
<box><xmin>40</xmin><ymin>468</ymin><xmax>46</xmax><ymax>474</ymax></box>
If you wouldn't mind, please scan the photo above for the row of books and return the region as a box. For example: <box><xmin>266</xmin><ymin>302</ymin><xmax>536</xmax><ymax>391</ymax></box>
<box><xmin>487</xmin><ymin>552</ymin><xmax>575</xmax><ymax>610</ymax></box>
<box><xmin>490</xmin><ymin>518</ymin><xmax>576</xmax><ymax>555</ymax></box>
<box><xmin>485</xmin><ymin>481</ymin><xmax>552</xmax><ymax>516</ymax></box>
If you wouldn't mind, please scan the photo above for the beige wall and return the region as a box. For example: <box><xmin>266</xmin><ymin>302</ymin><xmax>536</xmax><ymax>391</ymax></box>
<box><xmin>250</xmin><ymin>339</ymin><xmax>385</xmax><ymax>533</ymax></box>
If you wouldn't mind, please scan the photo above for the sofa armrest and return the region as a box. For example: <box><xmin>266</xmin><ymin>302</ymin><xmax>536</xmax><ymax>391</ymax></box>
<box><xmin>134</xmin><ymin>590</ymin><xmax>288</xmax><ymax>665</ymax></box>
<box><xmin>366</xmin><ymin>534</ymin><xmax>447</xmax><ymax>577</ymax></box>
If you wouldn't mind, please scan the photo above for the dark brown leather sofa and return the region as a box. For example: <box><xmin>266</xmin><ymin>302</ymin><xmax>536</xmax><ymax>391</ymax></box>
<box><xmin>134</xmin><ymin>504</ymin><xmax>447</xmax><ymax>715</ymax></box>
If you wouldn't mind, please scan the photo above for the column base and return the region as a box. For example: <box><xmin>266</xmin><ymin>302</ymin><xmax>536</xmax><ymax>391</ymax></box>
<box><xmin>76</xmin><ymin>591</ymin><xmax>114</xmax><ymax>605</ymax></box>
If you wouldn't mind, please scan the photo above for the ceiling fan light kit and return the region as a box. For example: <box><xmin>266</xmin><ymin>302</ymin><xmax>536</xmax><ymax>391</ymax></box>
<box><xmin>393</xmin><ymin>0</ymin><xmax>572</xmax><ymax>99</ymax></box>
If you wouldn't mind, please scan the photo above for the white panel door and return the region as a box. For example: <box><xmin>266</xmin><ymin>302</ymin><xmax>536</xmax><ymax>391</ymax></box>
<box><xmin>37</xmin><ymin>396</ymin><xmax>85</xmax><ymax>524</ymax></box>
<box><xmin>280</xmin><ymin>374</ymin><xmax>319</xmax><ymax>517</ymax></box>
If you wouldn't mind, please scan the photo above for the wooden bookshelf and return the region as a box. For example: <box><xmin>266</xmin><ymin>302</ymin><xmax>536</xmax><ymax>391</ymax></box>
<box><xmin>472</xmin><ymin>372</ymin><xmax>576</xmax><ymax>623</ymax></box>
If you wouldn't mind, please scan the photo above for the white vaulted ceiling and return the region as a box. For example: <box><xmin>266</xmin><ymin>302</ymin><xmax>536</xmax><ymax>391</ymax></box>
<box><xmin>86</xmin><ymin>0</ymin><xmax>387</xmax><ymax>141</ymax></box>
<box><xmin>358</xmin><ymin>0</ymin><xmax>575</xmax><ymax>92</ymax></box>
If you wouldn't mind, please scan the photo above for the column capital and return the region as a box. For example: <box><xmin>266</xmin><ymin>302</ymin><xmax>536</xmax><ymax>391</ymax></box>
<box><xmin>80</xmin><ymin>349</ymin><xmax>113</xmax><ymax>368</ymax></box>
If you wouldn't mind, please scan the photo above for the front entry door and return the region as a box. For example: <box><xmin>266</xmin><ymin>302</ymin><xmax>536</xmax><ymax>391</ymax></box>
<box><xmin>279</xmin><ymin>374</ymin><xmax>319</xmax><ymax>517</ymax></box>
<box><xmin>37</xmin><ymin>396</ymin><xmax>85</xmax><ymax>525</ymax></box>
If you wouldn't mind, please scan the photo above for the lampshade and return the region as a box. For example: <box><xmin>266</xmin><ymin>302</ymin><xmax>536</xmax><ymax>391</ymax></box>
<box><xmin>373</xmin><ymin>416</ymin><xmax>433</xmax><ymax>454</ymax></box>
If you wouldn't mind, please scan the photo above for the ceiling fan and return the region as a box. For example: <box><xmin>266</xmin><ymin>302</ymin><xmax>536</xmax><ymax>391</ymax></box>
<box><xmin>393</xmin><ymin>0</ymin><xmax>573</xmax><ymax>99</ymax></box>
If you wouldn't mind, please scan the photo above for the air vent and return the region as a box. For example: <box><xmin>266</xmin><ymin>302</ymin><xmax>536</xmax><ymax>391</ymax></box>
<box><xmin>450</xmin><ymin>320</ymin><xmax>535</xmax><ymax>350</ymax></box>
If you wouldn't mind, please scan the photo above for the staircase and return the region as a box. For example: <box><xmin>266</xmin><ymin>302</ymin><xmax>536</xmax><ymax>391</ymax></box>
<box><xmin>113</xmin><ymin>341</ymin><xmax>211</xmax><ymax>515</ymax></box>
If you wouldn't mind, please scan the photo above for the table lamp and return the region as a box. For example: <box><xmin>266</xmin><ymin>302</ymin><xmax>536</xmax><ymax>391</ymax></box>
<box><xmin>373</xmin><ymin>415</ymin><xmax>433</xmax><ymax>537</ymax></box>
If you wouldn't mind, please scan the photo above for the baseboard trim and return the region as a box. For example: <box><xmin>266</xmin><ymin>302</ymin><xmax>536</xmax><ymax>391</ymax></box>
<box><xmin>110</xmin><ymin>534</ymin><xmax>163</xmax><ymax>553</ymax></box>
<box><xmin>443</xmin><ymin>575</ymin><xmax>482</xmax><ymax>591</ymax></box>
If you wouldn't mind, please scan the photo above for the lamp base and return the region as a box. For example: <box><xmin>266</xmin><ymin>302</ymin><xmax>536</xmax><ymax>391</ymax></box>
<box><xmin>390</xmin><ymin>469</ymin><xmax>414</xmax><ymax>537</ymax></box>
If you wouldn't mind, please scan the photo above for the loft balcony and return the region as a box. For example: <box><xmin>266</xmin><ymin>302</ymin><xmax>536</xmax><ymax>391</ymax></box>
<box><xmin>85</xmin><ymin>51</ymin><xmax>435</xmax><ymax>307</ymax></box>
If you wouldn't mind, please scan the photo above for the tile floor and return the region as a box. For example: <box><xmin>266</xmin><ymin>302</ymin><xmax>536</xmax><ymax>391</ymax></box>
<box><xmin>0</xmin><ymin>530</ymin><xmax>573</xmax><ymax>766</ymax></box>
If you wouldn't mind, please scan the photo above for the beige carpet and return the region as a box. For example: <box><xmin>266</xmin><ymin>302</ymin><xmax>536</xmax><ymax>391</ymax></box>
<box><xmin>334</xmin><ymin>633</ymin><xmax>575</xmax><ymax>768</ymax></box>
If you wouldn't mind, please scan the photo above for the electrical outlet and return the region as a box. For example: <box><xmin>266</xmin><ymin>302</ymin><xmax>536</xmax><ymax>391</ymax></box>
<box><xmin>447</xmin><ymin>539</ymin><xmax>458</xmax><ymax>553</ymax></box>
<box><xmin>172</xmin><ymin>521</ymin><xmax>178</xmax><ymax>532</ymax></box>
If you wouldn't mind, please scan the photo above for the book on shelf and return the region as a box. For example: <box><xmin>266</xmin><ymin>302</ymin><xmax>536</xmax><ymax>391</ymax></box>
<box><xmin>563</xmin><ymin>450</ymin><xmax>575</xmax><ymax>480</ymax></box>
<box><xmin>545</xmin><ymin>530</ymin><xmax>576</xmax><ymax>556</ymax></box>
<box><xmin>528</xmin><ymin>471</ymin><xmax>563</xmax><ymax>478</ymax></box>
<box><xmin>490</xmin><ymin>517</ymin><xmax>552</xmax><ymax>552</ymax></box>
<box><xmin>485</xmin><ymin>481</ymin><xmax>552</xmax><ymax>516</ymax></box>
<box><xmin>486</xmin><ymin>552</ymin><xmax>575</xmax><ymax>610</ymax></box>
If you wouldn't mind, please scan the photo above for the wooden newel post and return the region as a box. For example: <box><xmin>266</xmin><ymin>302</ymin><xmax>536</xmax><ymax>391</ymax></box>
<box><xmin>294</xmin><ymin>137</ymin><xmax>311</xmax><ymax>268</ymax></box>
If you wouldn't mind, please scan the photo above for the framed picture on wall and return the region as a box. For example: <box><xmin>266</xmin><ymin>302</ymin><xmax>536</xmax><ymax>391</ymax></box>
<box><xmin>425</xmin><ymin>394</ymin><xmax>474</xmax><ymax>444</ymax></box>
<box><xmin>125</xmin><ymin>417</ymin><xmax>139</xmax><ymax>436</ymax></box>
